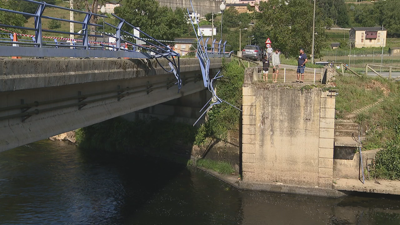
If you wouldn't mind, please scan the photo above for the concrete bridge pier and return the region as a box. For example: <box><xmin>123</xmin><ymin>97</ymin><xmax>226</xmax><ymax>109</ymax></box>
<box><xmin>240</xmin><ymin>68</ymin><xmax>339</xmax><ymax>195</ymax></box>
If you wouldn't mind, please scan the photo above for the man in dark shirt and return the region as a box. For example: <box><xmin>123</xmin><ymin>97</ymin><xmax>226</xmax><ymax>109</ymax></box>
<box><xmin>297</xmin><ymin>49</ymin><xmax>308</xmax><ymax>83</ymax></box>
<box><xmin>262</xmin><ymin>55</ymin><xmax>270</xmax><ymax>82</ymax></box>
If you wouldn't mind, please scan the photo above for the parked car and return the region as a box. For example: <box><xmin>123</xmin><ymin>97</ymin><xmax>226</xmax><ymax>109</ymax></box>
<box><xmin>242</xmin><ymin>45</ymin><xmax>263</xmax><ymax>61</ymax></box>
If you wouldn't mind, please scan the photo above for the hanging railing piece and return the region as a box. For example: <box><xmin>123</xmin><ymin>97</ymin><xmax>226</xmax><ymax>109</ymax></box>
<box><xmin>187</xmin><ymin>0</ymin><xmax>241</xmax><ymax>126</ymax></box>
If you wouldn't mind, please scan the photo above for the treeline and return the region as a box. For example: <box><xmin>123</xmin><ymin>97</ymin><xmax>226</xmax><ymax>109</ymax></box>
<box><xmin>350</xmin><ymin>0</ymin><xmax>400</xmax><ymax>37</ymax></box>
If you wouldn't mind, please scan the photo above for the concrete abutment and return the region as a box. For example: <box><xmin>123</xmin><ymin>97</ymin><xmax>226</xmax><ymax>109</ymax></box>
<box><xmin>241</xmin><ymin>67</ymin><xmax>337</xmax><ymax>193</ymax></box>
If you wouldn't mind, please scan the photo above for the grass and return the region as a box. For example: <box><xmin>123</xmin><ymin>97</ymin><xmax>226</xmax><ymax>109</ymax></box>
<box><xmin>196</xmin><ymin>159</ymin><xmax>235</xmax><ymax>175</ymax></box>
<box><xmin>334</xmin><ymin>75</ymin><xmax>394</xmax><ymax>118</ymax></box>
<box><xmin>334</xmin><ymin>74</ymin><xmax>400</xmax><ymax>150</ymax></box>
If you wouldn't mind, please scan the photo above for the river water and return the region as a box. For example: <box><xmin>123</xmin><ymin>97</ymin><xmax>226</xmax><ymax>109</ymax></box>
<box><xmin>1</xmin><ymin>140</ymin><xmax>400</xmax><ymax>225</ymax></box>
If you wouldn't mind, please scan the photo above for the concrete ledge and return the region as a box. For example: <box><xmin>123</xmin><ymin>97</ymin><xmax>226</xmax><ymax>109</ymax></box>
<box><xmin>334</xmin><ymin>178</ymin><xmax>400</xmax><ymax>196</ymax></box>
<box><xmin>195</xmin><ymin>166</ymin><xmax>346</xmax><ymax>198</ymax></box>
<box><xmin>239</xmin><ymin>181</ymin><xmax>346</xmax><ymax>198</ymax></box>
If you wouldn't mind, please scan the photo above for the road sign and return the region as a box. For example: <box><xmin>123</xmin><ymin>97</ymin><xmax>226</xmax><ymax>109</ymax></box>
<box><xmin>265</xmin><ymin>38</ymin><xmax>271</xmax><ymax>44</ymax></box>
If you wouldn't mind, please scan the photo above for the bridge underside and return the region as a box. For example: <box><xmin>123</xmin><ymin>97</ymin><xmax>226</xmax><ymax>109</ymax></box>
<box><xmin>0</xmin><ymin>58</ymin><xmax>224</xmax><ymax>152</ymax></box>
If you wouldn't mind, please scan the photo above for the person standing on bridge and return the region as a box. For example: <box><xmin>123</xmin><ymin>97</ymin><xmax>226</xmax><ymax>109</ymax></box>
<box><xmin>297</xmin><ymin>48</ymin><xmax>308</xmax><ymax>83</ymax></box>
<box><xmin>272</xmin><ymin>49</ymin><xmax>280</xmax><ymax>83</ymax></box>
<box><xmin>262</xmin><ymin>54</ymin><xmax>270</xmax><ymax>82</ymax></box>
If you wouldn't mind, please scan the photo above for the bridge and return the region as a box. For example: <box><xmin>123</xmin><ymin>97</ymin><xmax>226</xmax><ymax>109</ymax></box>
<box><xmin>0</xmin><ymin>0</ymin><xmax>231</xmax><ymax>152</ymax></box>
<box><xmin>0</xmin><ymin>58</ymin><xmax>226</xmax><ymax>152</ymax></box>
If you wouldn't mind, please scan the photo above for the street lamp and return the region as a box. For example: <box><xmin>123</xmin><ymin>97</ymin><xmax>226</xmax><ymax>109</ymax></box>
<box><xmin>220</xmin><ymin>1</ymin><xmax>226</xmax><ymax>41</ymax></box>
<box><xmin>311</xmin><ymin>0</ymin><xmax>316</xmax><ymax>64</ymax></box>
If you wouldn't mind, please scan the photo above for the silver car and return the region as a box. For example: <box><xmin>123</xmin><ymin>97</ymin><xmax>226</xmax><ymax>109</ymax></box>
<box><xmin>242</xmin><ymin>45</ymin><xmax>262</xmax><ymax>61</ymax></box>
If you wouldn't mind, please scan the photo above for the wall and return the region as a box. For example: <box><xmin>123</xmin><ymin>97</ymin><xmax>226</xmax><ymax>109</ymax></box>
<box><xmin>241</xmin><ymin>68</ymin><xmax>336</xmax><ymax>188</ymax></box>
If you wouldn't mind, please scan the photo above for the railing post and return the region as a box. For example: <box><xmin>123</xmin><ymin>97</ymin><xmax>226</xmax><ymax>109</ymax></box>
<box><xmin>211</xmin><ymin>39</ymin><xmax>216</xmax><ymax>54</ymax></box>
<box><xmin>34</xmin><ymin>3</ymin><xmax>46</xmax><ymax>48</ymax></box>
<box><xmin>342</xmin><ymin>64</ymin><xmax>345</xmax><ymax>76</ymax></box>
<box><xmin>218</xmin><ymin>40</ymin><xmax>222</xmax><ymax>55</ymax></box>
<box><xmin>284</xmin><ymin>68</ymin><xmax>286</xmax><ymax>83</ymax></box>
<box><xmin>365</xmin><ymin>64</ymin><xmax>368</xmax><ymax>76</ymax></box>
<box><xmin>389</xmin><ymin>66</ymin><xmax>392</xmax><ymax>79</ymax></box>
<box><xmin>313</xmin><ymin>68</ymin><xmax>316</xmax><ymax>84</ymax></box>
<box><xmin>116</xmin><ymin>20</ymin><xmax>125</xmax><ymax>51</ymax></box>
<box><xmin>205</xmin><ymin>38</ymin><xmax>209</xmax><ymax>52</ymax></box>
<box><xmin>223</xmin><ymin>41</ymin><xmax>227</xmax><ymax>57</ymax></box>
<box><xmin>82</xmin><ymin>13</ymin><xmax>92</xmax><ymax>50</ymax></box>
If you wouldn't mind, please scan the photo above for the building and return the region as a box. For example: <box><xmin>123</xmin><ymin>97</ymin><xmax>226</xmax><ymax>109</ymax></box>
<box><xmin>331</xmin><ymin>42</ymin><xmax>340</xmax><ymax>49</ymax></box>
<box><xmin>173</xmin><ymin>38</ymin><xmax>195</xmax><ymax>56</ymax></box>
<box><xmin>98</xmin><ymin>3</ymin><xmax>120</xmax><ymax>14</ymax></box>
<box><xmin>389</xmin><ymin>47</ymin><xmax>400</xmax><ymax>56</ymax></box>
<box><xmin>349</xmin><ymin>27</ymin><xmax>387</xmax><ymax>48</ymax></box>
<box><xmin>198</xmin><ymin>25</ymin><xmax>217</xmax><ymax>37</ymax></box>
<box><xmin>226</xmin><ymin>0</ymin><xmax>269</xmax><ymax>13</ymax></box>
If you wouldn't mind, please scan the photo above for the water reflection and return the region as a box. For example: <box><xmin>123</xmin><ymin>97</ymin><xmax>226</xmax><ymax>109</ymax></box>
<box><xmin>0</xmin><ymin>140</ymin><xmax>399</xmax><ymax>224</ymax></box>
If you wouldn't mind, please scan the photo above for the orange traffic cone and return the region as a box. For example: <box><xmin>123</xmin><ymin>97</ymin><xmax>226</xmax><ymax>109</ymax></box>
<box><xmin>12</xmin><ymin>33</ymin><xmax>21</xmax><ymax>59</ymax></box>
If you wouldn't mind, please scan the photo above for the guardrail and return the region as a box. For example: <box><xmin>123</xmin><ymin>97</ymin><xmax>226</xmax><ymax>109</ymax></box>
<box><xmin>0</xmin><ymin>0</ymin><xmax>231</xmax><ymax>92</ymax></box>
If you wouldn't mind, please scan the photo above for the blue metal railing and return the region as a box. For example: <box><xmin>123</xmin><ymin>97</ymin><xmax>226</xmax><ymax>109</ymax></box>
<box><xmin>0</xmin><ymin>0</ymin><xmax>232</xmax><ymax>92</ymax></box>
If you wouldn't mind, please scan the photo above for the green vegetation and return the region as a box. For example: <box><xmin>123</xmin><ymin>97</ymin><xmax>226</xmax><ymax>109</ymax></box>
<box><xmin>335</xmin><ymin>75</ymin><xmax>394</xmax><ymax>118</ymax></box>
<box><xmin>195</xmin><ymin>59</ymin><xmax>244</xmax><ymax>145</ymax></box>
<box><xmin>115</xmin><ymin>0</ymin><xmax>188</xmax><ymax>40</ymax></box>
<box><xmin>255</xmin><ymin>0</ymin><xmax>327</xmax><ymax>58</ymax></box>
<box><xmin>0</xmin><ymin>1</ymin><xmax>26</xmax><ymax>34</ymax></box>
<box><xmin>374</xmin><ymin>137</ymin><xmax>400</xmax><ymax>180</ymax></box>
<box><xmin>318</xmin><ymin>0</ymin><xmax>350</xmax><ymax>27</ymax></box>
<box><xmin>48</xmin><ymin>19</ymin><xmax>61</xmax><ymax>30</ymax></box>
<box><xmin>349</xmin><ymin>0</ymin><xmax>400</xmax><ymax>37</ymax></box>
<box><xmin>196</xmin><ymin>159</ymin><xmax>235</xmax><ymax>175</ymax></box>
<box><xmin>335</xmin><ymin>74</ymin><xmax>400</xmax><ymax>179</ymax></box>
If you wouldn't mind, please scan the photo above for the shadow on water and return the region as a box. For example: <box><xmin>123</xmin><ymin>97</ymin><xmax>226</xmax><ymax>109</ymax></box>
<box><xmin>2</xmin><ymin>140</ymin><xmax>400</xmax><ymax>224</ymax></box>
<box><xmin>0</xmin><ymin>140</ymin><xmax>243</xmax><ymax>225</ymax></box>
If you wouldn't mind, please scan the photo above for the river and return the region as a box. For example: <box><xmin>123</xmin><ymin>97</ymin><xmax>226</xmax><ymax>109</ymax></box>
<box><xmin>1</xmin><ymin>140</ymin><xmax>400</xmax><ymax>224</ymax></box>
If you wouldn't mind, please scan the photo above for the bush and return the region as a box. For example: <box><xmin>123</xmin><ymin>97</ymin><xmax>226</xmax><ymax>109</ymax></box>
<box><xmin>374</xmin><ymin>138</ymin><xmax>400</xmax><ymax>180</ymax></box>
<box><xmin>194</xmin><ymin>59</ymin><xmax>244</xmax><ymax>144</ymax></box>
<box><xmin>48</xmin><ymin>20</ymin><xmax>61</xmax><ymax>30</ymax></box>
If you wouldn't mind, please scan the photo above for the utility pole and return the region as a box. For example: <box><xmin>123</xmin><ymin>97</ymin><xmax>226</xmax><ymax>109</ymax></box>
<box><xmin>211</xmin><ymin>12</ymin><xmax>214</xmax><ymax>41</ymax></box>
<box><xmin>239</xmin><ymin>28</ymin><xmax>241</xmax><ymax>52</ymax></box>
<box><xmin>381</xmin><ymin>24</ymin><xmax>384</xmax><ymax>72</ymax></box>
<box><xmin>311</xmin><ymin>0</ymin><xmax>316</xmax><ymax>64</ymax></box>
<box><xmin>70</xmin><ymin>0</ymin><xmax>74</xmax><ymax>41</ymax></box>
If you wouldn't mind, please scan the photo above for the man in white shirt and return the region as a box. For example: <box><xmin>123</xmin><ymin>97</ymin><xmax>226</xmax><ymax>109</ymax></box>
<box><xmin>272</xmin><ymin>49</ymin><xmax>280</xmax><ymax>83</ymax></box>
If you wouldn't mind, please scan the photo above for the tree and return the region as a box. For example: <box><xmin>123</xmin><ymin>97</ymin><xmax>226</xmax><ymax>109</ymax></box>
<box><xmin>114</xmin><ymin>0</ymin><xmax>187</xmax><ymax>40</ymax></box>
<box><xmin>48</xmin><ymin>19</ymin><xmax>61</xmax><ymax>30</ymax></box>
<box><xmin>255</xmin><ymin>0</ymin><xmax>326</xmax><ymax>58</ymax></box>
<box><xmin>317</xmin><ymin>0</ymin><xmax>349</xmax><ymax>27</ymax></box>
<box><xmin>8</xmin><ymin>0</ymin><xmax>57</xmax><ymax>19</ymax></box>
<box><xmin>0</xmin><ymin>1</ymin><xmax>26</xmax><ymax>33</ymax></box>
<box><xmin>222</xmin><ymin>7</ymin><xmax>240</xmax><ymax>29</ymax></box>
<box><xmin>353</xmin><ymin>0</ymin><xmax>400</xmax><ymax>37</ymax></box>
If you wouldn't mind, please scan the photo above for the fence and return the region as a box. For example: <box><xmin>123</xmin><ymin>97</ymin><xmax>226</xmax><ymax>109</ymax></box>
<box><xmin>0</xmin><ymin>0</ymin><xmax>229</xmax><ymax>59</ymax></box>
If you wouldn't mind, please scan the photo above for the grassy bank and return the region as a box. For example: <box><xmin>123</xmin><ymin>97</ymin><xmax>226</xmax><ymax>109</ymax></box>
<box><xmin>334</xmin><ymin>75</ymin><xmax>396</xmax><ymax>118</ymax></box>
<box><xmin>193</xmin><ymin>159</ymin><xmax>235</xmax><ymax>175</ymax></box>
<box><xmin>335</xmin><ymin>74</ymin><xmax>400</xmax><ymax>179</ymax></box>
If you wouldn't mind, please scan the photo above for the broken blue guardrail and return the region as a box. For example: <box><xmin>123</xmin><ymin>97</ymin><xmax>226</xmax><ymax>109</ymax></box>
<box><xmin>0</xmin><ymin>0</ymin><xmax>182</xmax><ymax>91</ymax></box>
<box><xmin>188</xmin><ymin>0</ymin><xmax>241</xmax><ymax>126</ymax></box>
